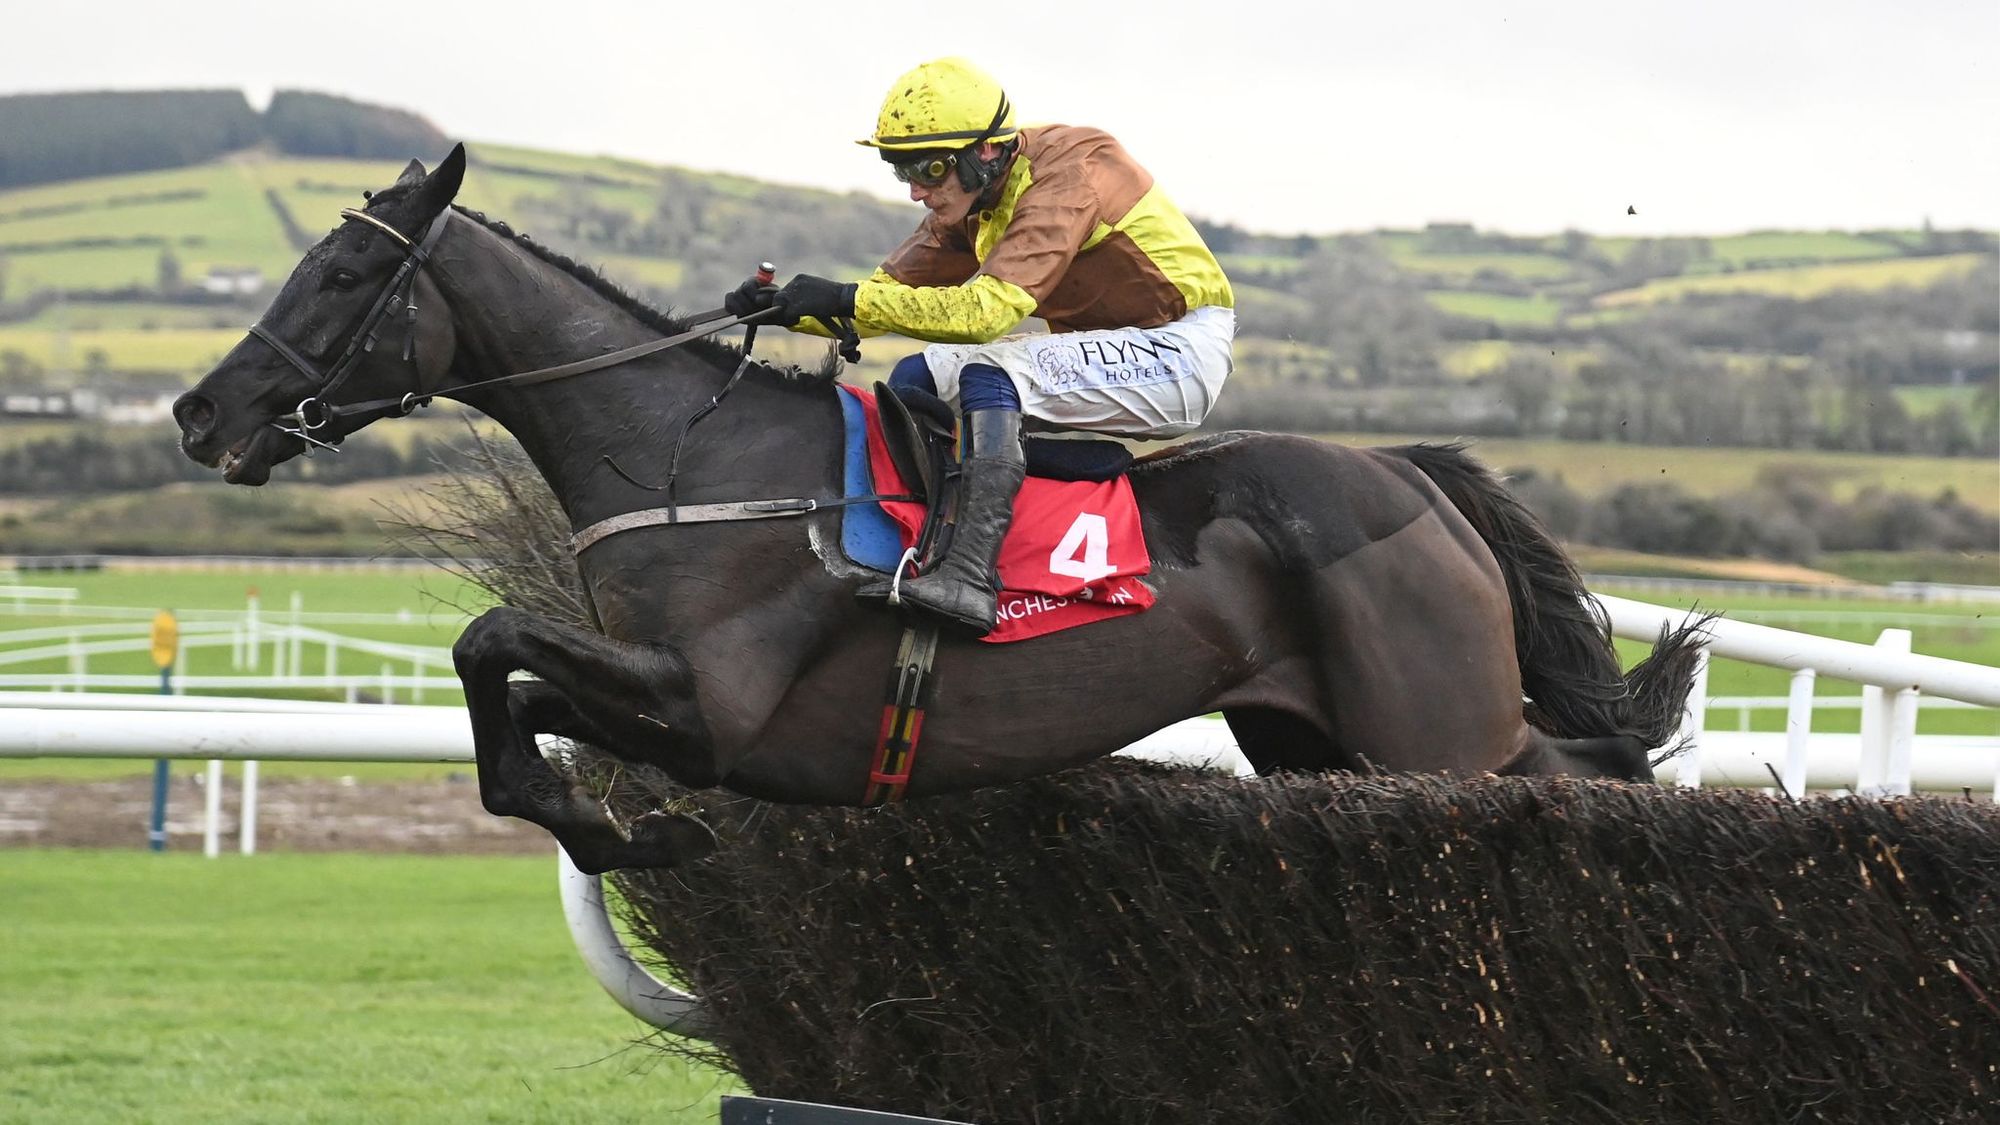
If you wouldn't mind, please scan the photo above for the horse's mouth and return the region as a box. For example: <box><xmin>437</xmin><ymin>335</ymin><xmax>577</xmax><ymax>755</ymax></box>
<box><xmin>212</xmin><ymin>426</ymin><xmax>297</xmax><ymax>486</ymax></box>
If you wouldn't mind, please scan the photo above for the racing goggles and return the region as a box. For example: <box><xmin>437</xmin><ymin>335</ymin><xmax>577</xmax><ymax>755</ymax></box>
<box><xmin>888</xmin><ymin>150</ymin><xmax>957</xmax><ymax>188</ymax></box>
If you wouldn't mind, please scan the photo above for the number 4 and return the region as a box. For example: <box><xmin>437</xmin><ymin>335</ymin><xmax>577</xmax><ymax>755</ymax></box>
<box><xmin>1049</xmin><ymin>512</ymin><xmax>1116</xmax><ymax>582</ymax></box>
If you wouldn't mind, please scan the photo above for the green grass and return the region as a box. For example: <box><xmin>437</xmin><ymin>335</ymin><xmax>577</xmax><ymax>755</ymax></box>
<box><xmin>1319</xmin><ymin>432</ymin><xmax>1999</xmax><ymax>512</ymax></box>
<box><xmin>14</xmin><ymin>300</ymin><xmax>251</xmax><ymax>330</ymax></box>
<box><xmin>1819</xmin><ymin>550</ymin><xmax>2000</xmax><ymax>586</ymax></box>
<box><xmin>1217</xmin><ymin>253</ymin><xmax>1307</xmax><ymax>278</ymax></box>
<box><xmin>1391</xmin><ymin>252</ymin><xmax>1577</xmax><ymax>281</ymax></box>
<box><xmin>1423</xmin><ymin>290</ymin><xmax>1565</xmax><ymax>326</ymax></box>
<box><xmin>0</xmin><ymin>148</ymin><xmax>680</xmax><ymax>305</ymax></box>
<box><xmin>0</xmin><ymin>164</ymin><xmax>299</xmax><ymax>300</ymax></box>
<box><xmin>1702</xmin><ymin>231</ymin><xmax>1903</xmax><ymax>267</ymax></box>
<box><xmin>1894</xmin><ymin>384</ymin><xmax>1989</xmax><ymax>417</ymax></box>
<box><xmin>0</xmin><ymin>851</ymin><xmax>738</xmax><ymax>1123</ymax></box>
<box><xmin>0</xmin><ymin>323</ymin><xmax>243</xmax><ymax>372</ymax></box>
<box><xmin>1599</xmin><ymin>585</ymin><xmax>2000</xmax><ymax>736</ymax></box>
<box><xmin>0</xmin><ymin>564</ymin><xmax>483</xmax><ymax>781</ymax></box>
<box><xmin>1438</xmin><ymin>341</ymin><xmax>1599</xmax><ymax>379</ymax></box>
<box><xmin>0</xmin><ymin>477</ymin><xmax>461</xmax><ymax>556</ymax></box>
<box><xmin>1595</xmin><ymin>252</ymin><xmax>1991</xmax><ymax>307</ymax></box>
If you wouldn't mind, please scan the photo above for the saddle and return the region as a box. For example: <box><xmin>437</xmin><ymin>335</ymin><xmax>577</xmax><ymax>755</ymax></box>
<box><xmin>837</xmin><ymin>382</ymin><xmax>1156</xmax><ymax>645</ymax></box>
<box><xmin>872</xmin><ymin>382</ymin><xmax>1133</xmax><ymax>506</ymax></box>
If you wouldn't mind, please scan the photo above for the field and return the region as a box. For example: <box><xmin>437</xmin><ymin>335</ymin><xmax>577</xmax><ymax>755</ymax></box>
<box><xmin>0</xmin><ymin>850</ymin><xmax>739</xmax><ymax>1124</ymax></box>
<box><xmin>1592</xmin><ymin>581</ymin><xmax>1999</xmax><ymax>737</ymax></box>
<box><xmin>1</xmin><ymin>566</ymin><xmax>1993</xmax><ymax>1123</ymax></box>
<box><xmin>0</xmin><ymin>564</ymin><xmax>480</xmax><ymax>781</ymax></box>
<box><xmin>2</xmin><ymin>561</ymin><xmax>1993</xmax><ymax>777</ymax></box>
<box><xmin>1594</xmin><ymin>251</ymin><xmax>1989</xmax><ymax>307</ymax></box>
<box><xmin>1422</xmin><ymin>290</ymin><xmax>1565</xmax><ymax>326</ymax></box>
<box><xmin>1321</xmin><ymin>432</ymin><xmax>2000</xmax><ymax>513</ymax></box>
<box><xmin>0</xmin><ymin>322</ymin><xmax>243</xmax><ymax>372</ymax></box>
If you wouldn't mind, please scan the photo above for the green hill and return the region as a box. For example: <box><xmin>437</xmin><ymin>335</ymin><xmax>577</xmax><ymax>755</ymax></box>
<box><xmin>0</xmin><ymin>89</ymin><xmax>445</xmax><ymax>190</ymax></box>
<box><xmin>0</xmin><ymin>102</ymin><xmax>1992</xmax><ymax>462</ymax></box>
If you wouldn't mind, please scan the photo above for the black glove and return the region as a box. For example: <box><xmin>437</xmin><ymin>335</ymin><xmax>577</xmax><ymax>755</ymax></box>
<box><xmin>769</xmin><ymin>274</ymin><xmax>857</xmax><ymax>328</ymax></box>
<box><xmin>722</xmin><ymin>274</ymin><xmax>778</xmax><ymax>318</ymax></box>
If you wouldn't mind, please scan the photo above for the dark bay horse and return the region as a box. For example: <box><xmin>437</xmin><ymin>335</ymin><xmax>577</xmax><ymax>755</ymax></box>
<box><xmin>174</xmin><ymin>146</ymin><xmax>1704</xmax><ymax>873</ymax></box>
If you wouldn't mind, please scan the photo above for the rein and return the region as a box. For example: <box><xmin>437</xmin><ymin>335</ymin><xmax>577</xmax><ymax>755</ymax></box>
<box><xmin>251</xmin><ymin>207</ymin><xmax>782</xmax><ymax>441</ymax></box>
<box><xmin>252</xmin><ymin>205</ymin><xmax>911</xmax><ymax>555</ymax></box>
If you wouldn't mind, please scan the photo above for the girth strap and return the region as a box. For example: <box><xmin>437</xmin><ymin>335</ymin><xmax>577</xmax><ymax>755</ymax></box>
<box><xmin>569</xmin><ymin>492</ymin><xmax>916</xmax><ymax>554</ymax></box>
<box><xmin>866</xmin><ymin>620</ymin><xmax>941</xmax><ymax>804</ymax></box>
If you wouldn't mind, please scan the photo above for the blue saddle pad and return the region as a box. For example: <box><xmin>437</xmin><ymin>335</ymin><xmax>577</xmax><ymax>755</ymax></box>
<box><xmin>838</xmin><ymin>390</ymin><xmax>908</xmax><ymax>574</ymax></box>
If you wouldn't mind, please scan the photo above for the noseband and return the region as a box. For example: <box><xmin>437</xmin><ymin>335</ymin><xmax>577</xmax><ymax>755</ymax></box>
<box><xmin>246</xmin><ymin>207</ymin><xmax>785</xmax><ymax>454</ymax></box>
<box><xmin>247</xmin><ymin>207</ymin><xmax>452</xmax><ymax>449</ymax></box>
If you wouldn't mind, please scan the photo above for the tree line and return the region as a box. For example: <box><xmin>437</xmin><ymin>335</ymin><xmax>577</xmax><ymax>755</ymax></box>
<box><xmin>0</xmin><ymin>430</ymin><xmax>449</xmax><ymax>494</ymax></box>
<box><xmin>1505</xmin><ymin>466</ymin><xmax>1995</xmax><ymax>564</ymax></box>
<box><xmin>0</xmin><ymin>90</ymin><xmax>446</xmax><ymax>190</ymax></box>
<box><xmin>1226</xmin><ymin>238</ymin><xmax>1997</xmax><ymax>457</ymax></box>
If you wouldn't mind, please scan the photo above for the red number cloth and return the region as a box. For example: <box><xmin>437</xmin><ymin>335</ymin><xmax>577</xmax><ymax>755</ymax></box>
<box><xmin>845</xmin><ymin>386</ymin><xmax>1155</xmax><ymax>643</ymax></box>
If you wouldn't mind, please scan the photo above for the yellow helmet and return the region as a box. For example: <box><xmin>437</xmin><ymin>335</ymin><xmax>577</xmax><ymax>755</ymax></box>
<box><xmin>857</xmin><ymin>57</ymin><xmax>1018</xmax><ymax>152</ymax></box>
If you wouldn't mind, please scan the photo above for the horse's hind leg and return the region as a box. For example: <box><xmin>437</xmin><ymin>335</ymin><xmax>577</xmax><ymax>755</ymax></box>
<box><xmin>453</xmin><ymin>606</ymin><xmax>718</xmax><ymax>873</ymax></box>
<box><xmin>1501</xmin><ymin>731</ymin><xmax>1655</xmax><ymax>782</ymax></box>
<box><xmin>1223</xmin><ymin>707</ymin><xmax>1350</xmax><ymax>775</ymax></box>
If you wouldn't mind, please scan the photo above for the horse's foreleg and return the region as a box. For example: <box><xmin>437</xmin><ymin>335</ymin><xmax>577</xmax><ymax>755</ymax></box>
<box><xmin>453</xmin><ymin>606</ymin><xmax>717</xmax><ymax>873</ymax></box>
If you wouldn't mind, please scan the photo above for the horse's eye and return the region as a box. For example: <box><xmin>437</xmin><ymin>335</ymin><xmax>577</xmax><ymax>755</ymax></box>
<box><xmin>329</xmin><ymin>270</ymin><xmax>361</xmax><ymax>292</ymax></box>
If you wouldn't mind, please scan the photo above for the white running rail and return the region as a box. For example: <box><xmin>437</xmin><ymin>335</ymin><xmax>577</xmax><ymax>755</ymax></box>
<box><xmin>3</xmin><ymin>593</ymin><xmax>1996</xmax><ymax>1038</ymax></box>
<box><xmin>1593</xmin><ymin>593</ymin><xmax>2000</xmax><ymax>798</ymax></box>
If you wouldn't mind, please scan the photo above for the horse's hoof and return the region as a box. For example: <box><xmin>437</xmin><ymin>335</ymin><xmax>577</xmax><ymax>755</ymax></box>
<box><xmin>626</xmin><ymin>809</ymin><xmax>719</xmax><ymax>868</ymax></box>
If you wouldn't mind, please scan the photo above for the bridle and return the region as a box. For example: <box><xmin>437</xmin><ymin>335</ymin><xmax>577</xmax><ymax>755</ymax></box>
<box><xmin>240</xmin><ymin>204</ymin><xmax>899</xmax><ymax>544</ymax></box>
<box><xmin>248</xmin><ymin>207</ymin><xmax>452</xmax><ymax>451</ymax></box>
<box><xmin>246</xmin><ymin>206</ymin><xmax>781</xmax><ymax>452</ymax></box>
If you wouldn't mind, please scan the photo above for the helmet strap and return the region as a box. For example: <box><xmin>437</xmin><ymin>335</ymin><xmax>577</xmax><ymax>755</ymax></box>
<box><xmin>951</xmin><ymin>95</ymin><xmax>1016</xmax><ymax>194</ymax></box>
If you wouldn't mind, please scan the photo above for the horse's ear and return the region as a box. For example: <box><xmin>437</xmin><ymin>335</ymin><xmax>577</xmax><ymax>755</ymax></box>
<box><xmin>394</xmin><ymin>160</ymin><xmax>427</xmax><ymax>188</ymax></box>
<box><xmin>408</xmin><ymin>144</ymin><xmax>467</xmax><ymax>220</ymax></box>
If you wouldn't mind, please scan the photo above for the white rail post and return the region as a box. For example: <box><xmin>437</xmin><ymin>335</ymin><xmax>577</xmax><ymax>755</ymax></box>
<box><xmin>203</xmin><ymin>759</ymin><xmax>223</xmax><ymax>858</ymax></box>
<box><xmin>379</xmin><ymin>663</ymin><xmax>393</xmax><ymax>705</ymax></box>
<box><xmin>1886</xmin><ymin>688</ymin><xmax>1921</xmax><ymax>797</ymax></box>
<box><xmin>240</xmin><ymin>760</ymin><xmax>259</xmax><ymax>855</ymax></box>
<box><xmin>288</xmin><ymin>592</ymin><xmax>303</xmax><ymax>678</ymax></box>
<box><xmin>1675</xmin><ymin>646</ymin><xmax>1712</xmax><ymax>789</ymax></box>
<box><xmin>1781</xmin><ymin>667</ymin><xmax>1816</xmax><ymax>798</ymax></box>
<box><xmin>1857</xmin><ymin>628</ymin><xmax>1912</xmax><ymax>796</ymax></box>
<box><xmin>245</xmin><ymin>590</ymin><xmax>261</xmax><ymax>670</ymax></box>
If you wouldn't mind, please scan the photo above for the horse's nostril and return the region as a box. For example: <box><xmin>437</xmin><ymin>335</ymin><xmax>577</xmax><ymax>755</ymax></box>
<box><xmin>173</xmin><ymin>393</ymin><xmax>216</xmax><ymax>436</ymax></box>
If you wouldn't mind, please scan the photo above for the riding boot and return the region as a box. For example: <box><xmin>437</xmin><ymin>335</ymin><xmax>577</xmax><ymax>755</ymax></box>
<box><xmin>870</xmin><ymin>408</ymin><xmax>1026</xmax><ymax>635</ymax></box>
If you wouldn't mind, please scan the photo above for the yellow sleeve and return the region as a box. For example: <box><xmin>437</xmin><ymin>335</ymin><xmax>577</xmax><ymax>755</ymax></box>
<box><xmin>851</xmin><ymin>271</ymin><xmax>1038</xmax><ymax>344</ymax></box>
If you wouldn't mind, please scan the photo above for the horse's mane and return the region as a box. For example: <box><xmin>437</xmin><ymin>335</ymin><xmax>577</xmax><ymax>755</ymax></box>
<box><xmin>366</xmin><ymin>182</ymin><xmax>834</xmax><ymax>388</ymax></box>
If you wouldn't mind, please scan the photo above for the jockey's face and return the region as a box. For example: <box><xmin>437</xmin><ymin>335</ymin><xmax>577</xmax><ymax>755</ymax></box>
<box><xmin>905</xmin><ymin>142</ymin><xmax>1004</xmax><ymax>224</ymax></box>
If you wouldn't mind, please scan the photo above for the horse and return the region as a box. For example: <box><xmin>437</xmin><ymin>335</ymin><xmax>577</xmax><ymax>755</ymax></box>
<box><xmin>173</xmin><ymin>145</ymin><xmax>1705</xmax><ymax>874</ymax></box>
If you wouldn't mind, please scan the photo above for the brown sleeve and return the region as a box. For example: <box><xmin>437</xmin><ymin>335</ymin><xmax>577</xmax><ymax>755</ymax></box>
<box><xmin>880</xmin><ymin>213</ymin><xmax>979</xmax><ymax>287</ymax></box>
<box><xmin>979</xmin><ymin>132</ymin><xmax>1153</xmax><ymax>306</ymax></box>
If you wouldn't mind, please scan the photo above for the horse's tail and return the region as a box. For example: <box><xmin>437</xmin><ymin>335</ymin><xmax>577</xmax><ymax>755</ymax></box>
<box><xmin>1387</xmin><ymin>442</ymin><xmax>1707</xmax><ymax>748</ymax></box>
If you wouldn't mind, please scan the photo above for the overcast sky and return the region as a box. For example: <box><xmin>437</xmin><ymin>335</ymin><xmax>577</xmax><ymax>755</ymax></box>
<box><xmin>7</xmin><ymin>0</ymin><xmax>1996</xmax><ymax>236</ymax></box>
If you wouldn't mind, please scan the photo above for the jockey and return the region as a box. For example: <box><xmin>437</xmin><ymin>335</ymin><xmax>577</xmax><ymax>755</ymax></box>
<box><xmin>724</xmin><ymin>57</ymin><xmax>1235</xmax><ymax>635</ymax></box>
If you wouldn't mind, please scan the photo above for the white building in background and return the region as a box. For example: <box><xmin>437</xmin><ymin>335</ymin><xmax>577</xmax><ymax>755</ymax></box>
<box><xmin>0</xmin><ymin>387</ymin><xmax>177</xmax><ymax>424</ymax></box>
<box><xmin>0</xmin><ymin>390</ymin><xmax>76</xmax><ymax>418</ymax></box>
<box><xmin>95</xmin><ymin>390</ymin><xmax>180</xmax><ymax>424</ymax></box>
<box><xmin>199</xmin><ymin>267</ymin><xmax>265</xmax><ymax>297</ymax></box>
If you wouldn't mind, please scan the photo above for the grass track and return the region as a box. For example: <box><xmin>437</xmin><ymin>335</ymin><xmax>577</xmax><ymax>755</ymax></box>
<box><xmin>0</xmin><ymin>851</ymin><xmax>738</xmax><ymax>1123</ymax></box>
